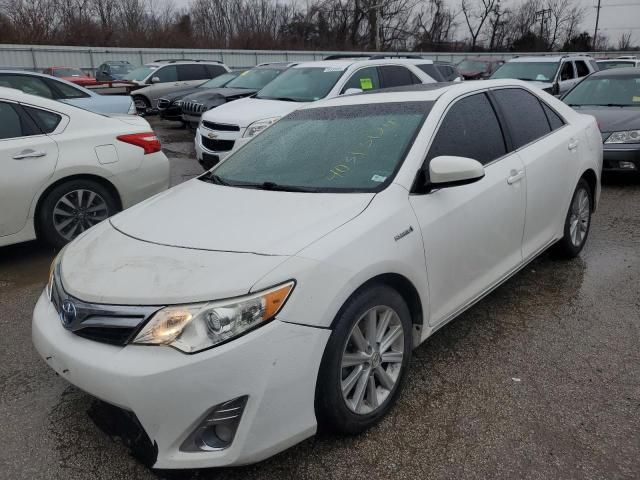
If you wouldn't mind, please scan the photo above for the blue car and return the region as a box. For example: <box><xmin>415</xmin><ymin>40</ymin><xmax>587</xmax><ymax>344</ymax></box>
<box><xmin>0</xmin><ymin>70</ymin><xmax>135</xmax><ymax>115</ymax></box>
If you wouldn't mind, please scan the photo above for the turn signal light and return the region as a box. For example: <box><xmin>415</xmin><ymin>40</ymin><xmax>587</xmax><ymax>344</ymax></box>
<box><xmin>117</xmin><ymin>132</ymin><xmax>161</xmax><ymax>154</ymax></box>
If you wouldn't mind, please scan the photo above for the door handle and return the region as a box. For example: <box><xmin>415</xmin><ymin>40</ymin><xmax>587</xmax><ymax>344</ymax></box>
<box><xmin>568</xmin><ymin>139</ymin><xmax>579</xmax><ymax>151</ymax></box>
<box><xmin>12</xmin><ymin>149</ymin><xmax>46</xmax><ymax>160</ymax></box>
<box><xmin>507</xmin><ymin>169</ymin><xmax>525</xmax><ymax>185</ymax></box>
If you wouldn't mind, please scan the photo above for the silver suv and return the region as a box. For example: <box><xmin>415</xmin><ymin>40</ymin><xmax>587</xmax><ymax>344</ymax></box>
<box><xmin>491</xmin><ymin>54</ymin><xmax>598</xmax><ymax>95</ymax></box>
<box><xmin>123</xmin><ymin>60</ymin><xmax>231</xmax><ymax>113</ymax></box>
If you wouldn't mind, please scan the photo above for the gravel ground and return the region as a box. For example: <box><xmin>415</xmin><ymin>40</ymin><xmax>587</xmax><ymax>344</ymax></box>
<box><xmin>1</xmin><ymin>117</ymin><xmax>638</xmax><ymax>480</ymax></box>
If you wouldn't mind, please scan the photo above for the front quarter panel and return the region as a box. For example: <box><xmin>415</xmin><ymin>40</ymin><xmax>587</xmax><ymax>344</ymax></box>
<box><xmin>251</xmin><ymin>184</ymin><xmax>430</xmax><ymax>339</ymax></box>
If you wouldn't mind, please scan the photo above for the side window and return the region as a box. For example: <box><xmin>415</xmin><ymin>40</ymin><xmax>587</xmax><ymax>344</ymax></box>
<box><xmin>205</xmin><ymin>65</ymin><xmax>227</xmax><ymax>78</ymax></box>
<box><xmin>575</xmin><ymin>60</ymin><xmax>590</xmax><ymax>77</ymax></box>
<box><xmin>0</xmin><ymin>75</ymin><xmax>54</xmax><ymax>99</ymax></box>
<box><xmin>47</xmin><ymin>79</ymin><xmax>90</xmax><ymax>99</ymax></box>
<box><xmin>341</xmin><ymin>67</ymin><xmax>380</xmax><ymax>92</ymax></box>
<box><xmin>0</xmin><ymin>102</ymin><xmax>24</xmax><ymax>139</ymax></box>
<box><xmin>426</xmin><ymin>93</ymin><xmax>506</xmax><ymax>165</ymax></box>
<box><xmin>541</xmin><ymin>102</ymin><xmax>565</xmax><ymax>131</ymax></box>
<box><xmin>417</xmin><ymin>63</ymin><xmax>444</xmax><ymax>82</ymax></box>
<box><xmin>154</xmin><ymin>65</ymin><xmax>178</xmax><ymax>83</ymax></box>
<box><xmin>492</xmin><ymin>88</ymin><xmax>551</xmax><ymax>148</ymax></box>
<box><xmin>379</xmin><ymin>65</ymin><xmax>415</xmax><ymax>88</ymax></box>
<box><xmin>560</xmin><ymin>61</ymin><xmax>575</xmax><ymax>81</ymax></box>
<box><xmin>23</xmin><ymin>106</ymin><xmax>62</xmax><ymax>133</ymax></box>
<box><xmin>177</xmin><ymin>64</ymin><xmax>208</xmax><ymax>81</ymax></box>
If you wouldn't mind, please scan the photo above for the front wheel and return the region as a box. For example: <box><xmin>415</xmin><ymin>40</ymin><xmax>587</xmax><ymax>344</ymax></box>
<box><xmin>315</xmin><ymin>285</ymin><xmax>413</xmax><ymax>434</ymax></box>
<box><xmin>555</xmin><ymin>178</ymin><xmax>592</xmax><ymax>258</ymax></box>
<box><xmin>132</xmin><ymin>95</ymin><xmax>150</xmax><ymax>115</ymax></box>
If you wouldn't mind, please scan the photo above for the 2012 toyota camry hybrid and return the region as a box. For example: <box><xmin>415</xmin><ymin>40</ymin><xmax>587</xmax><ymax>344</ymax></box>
<box><xmin>33</xmin><ymin>80</ymin><xmax>602</xmax><ymax>469</ymax></box>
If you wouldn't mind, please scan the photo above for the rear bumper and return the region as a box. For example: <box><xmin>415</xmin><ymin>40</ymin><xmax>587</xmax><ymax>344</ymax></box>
<box><xmin>32</xmin><ymin>291</ymin><xmax>330</xmax><ymax>469</ymax></box>
<box><xmin>602</xmin><ymin>147</ymin><xmax>640</xmax><ymax>173</ymax></box>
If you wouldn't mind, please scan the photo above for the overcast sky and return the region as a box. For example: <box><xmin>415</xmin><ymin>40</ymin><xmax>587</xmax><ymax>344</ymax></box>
<box><xmin>171</xmin><ymin>0</ymin><xmax>640</xmax><ymax>46</ymax></box>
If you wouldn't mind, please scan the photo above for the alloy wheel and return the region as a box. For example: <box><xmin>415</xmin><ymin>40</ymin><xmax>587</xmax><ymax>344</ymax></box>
<box><xmin>341</xmin><ymin>306</ymin><xmax>405</xmax><ymax>415</ymax></box>
<box><xmin>569</xmin><ymin>187</ymin><xmax>590</xmax><ymax>248</ymax></box>
<box><xmin>52</xmin><ymin>189</ymin><xmax>109</xmax><ymax>241</ymax></box>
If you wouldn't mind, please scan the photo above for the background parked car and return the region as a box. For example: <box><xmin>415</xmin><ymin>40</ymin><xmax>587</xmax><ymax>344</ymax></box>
<box><xmin>562</xmin><ymin>67</ymin><xmax>640</xmax><ymax>174</ymax></box>
<box><xmin>42</xmin><ymin>66</ymin><xmax>97</xmax><ymax>87</ymax></box>
<box><xmin>434</xmin><ymin>61</ymin><xmax>463</xmax><ymax>82</ymax></box>
<box><xmin>181</xmin><ymin>62</ymin><xmax>294</xmax><ymax>127</ymax></box>
<box><xmin>95</xmin><ymin>61</ymin><xmax>135</xmax><ymax>81</ymax></box>
<box><xmin>125</xmin><ymin>60</ymin><xmax>231</xmax><ymax>113</ymax></box>
<box><xmin>597</xmin><ymin>57</ymin><xmax>640</xmax><ymax>70</ymax></box>
<box><xmin>491</xmin><ymin>55</ymin><xmax>598</xmax><ymax>95</ymax></box>
<box><xmin>457</xmin><ymin>58</ymin><xmax>504</xmax><ymax>80</ymax></box>
<box><xmin>0</xmin><ymin>70</ymin><xmax>135</xmax><ymax>115</ymax></box>
<box><xmin>0</xmin><ymin>87</ymin><xmax>169</xmax><ymax>248</ymax></box>
<box><xmin>157</xmin><ymin>71</ymin><xmax>243</xmax><ymax>122</ymax></box>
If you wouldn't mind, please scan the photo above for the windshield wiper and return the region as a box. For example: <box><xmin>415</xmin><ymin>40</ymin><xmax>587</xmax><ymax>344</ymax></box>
<box><xmin>199</xmin><ymin>172</ymin><xmax>230</xmax><ymax>185</ymax></box>
<box><xmin>259</xmin><ymin>182</ymin><xmax>318</xmax><ymax>192</ymax></box>
<box><xmin>256</xmin><ymin>96</ymin><xmax>303</xmax><ymax>102</ymax></box>
<box><xmin>199</xmin><ymin>175</ymin><xmax>317</xmax><ymax>192</ymax></box>
<box><xmin>569</xmin><ymin>103</ymin><xmax>629</xmax><ymax>107</ymax></box>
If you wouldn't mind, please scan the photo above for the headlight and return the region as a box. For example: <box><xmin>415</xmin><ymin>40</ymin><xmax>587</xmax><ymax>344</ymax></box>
<box><xmin>604</xmin><ymin>130</ymin><xmax>640</xmax><ymax>144</ymax></box>
<box><xmin>175</xmin><ymin>100</ymin><xmax>183</xmax><ymax>106</ymax></box>
<box><xmin>243</xmin><ymin>117</ymin><xmax>280</xmax><ymax>138</ymax></box>
<box><xmin>133</xmin><ymin>281</ymin><xmax>295</xmax><ymax>353</ymax></box>
<box><xmin>127</xmin><ymin>101</ymin><xmax>137</xmax><ymax>115</ymax></box>
<box><xmin>46</xmin><ymin>248</ymin><xmax>65</xmax><ymax>300</ymax></box>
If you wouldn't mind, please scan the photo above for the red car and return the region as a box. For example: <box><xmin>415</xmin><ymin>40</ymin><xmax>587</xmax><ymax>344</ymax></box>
<box><xmin>43</xmin><ymin>67</ymin><xmax>97</xmax><ymax>86</ymax></box>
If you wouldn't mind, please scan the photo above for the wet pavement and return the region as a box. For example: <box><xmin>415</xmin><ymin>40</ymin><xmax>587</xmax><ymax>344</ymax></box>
<box><xmin>1</xmin><ymin>118</ymin><xmax>639</xmax><ymax>480</ymax></box>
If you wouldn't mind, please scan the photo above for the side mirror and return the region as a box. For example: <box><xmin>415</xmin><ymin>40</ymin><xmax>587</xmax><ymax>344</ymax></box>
<box><xmin>427</xmin><ymin>156</ymin><xmax>484</xmax><ymax>190</ymax></box>
<box><xmin>343</xmin><ymin>88</ymin><xmax>363</xmax><ymax>95</ymax></box>
<box><xmin>551</xmin><ymin>82</ymin><xmax>560</xmax><ymax>96</ymax></box>
<box><xmin>151</xmin><ymin>76</ymin><xmax>161</xmax><ymax>84</ymax></box>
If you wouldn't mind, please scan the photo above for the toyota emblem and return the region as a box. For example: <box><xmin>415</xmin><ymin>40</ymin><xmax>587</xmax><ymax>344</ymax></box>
<box><xmin>61</xmin><ymin>299</ymin><xmax>77</xmax><ymax>327</ymax></box>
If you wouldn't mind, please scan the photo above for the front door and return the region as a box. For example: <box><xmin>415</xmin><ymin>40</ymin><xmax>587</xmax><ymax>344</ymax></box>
<box><xmin>409</xmin><ymin>92</ymin><xmax>526</xmax><ymax>326</ymax></box>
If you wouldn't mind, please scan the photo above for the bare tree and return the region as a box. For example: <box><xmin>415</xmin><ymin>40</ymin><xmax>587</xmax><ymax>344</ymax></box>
<box><xmin>461</xmin><ymin>0</ymin><xmax>498</xmax><ymax>51</ymax></box>
<box><xmin>617</xmin><ymin>31</ymin><xmax>632</xmax><ymax>50</ymax></box>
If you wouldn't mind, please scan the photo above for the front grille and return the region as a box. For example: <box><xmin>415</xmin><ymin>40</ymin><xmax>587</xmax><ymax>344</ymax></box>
<box><xmin>50</xmin><ymin>265</ymin><xmax>161</xmax><ymax>346</ymax></box>
<box><xmin>201</xmin><ymin>135</ymin><xmax>235</xmax><ymax>152</ymax></box>
<box><xmin>156</xmin><ymin>98</ymin><xmax>170</xmax><ymax>110</ymax></box>
<box><xmin>202</xmin><ymin>120</ymin><xmax>240</xmax><ymax>132</ymax></box>
<box><xmin>182</xmin><ymin>100</ymin><xmax>207</xmax><ymax>115</ymax></box>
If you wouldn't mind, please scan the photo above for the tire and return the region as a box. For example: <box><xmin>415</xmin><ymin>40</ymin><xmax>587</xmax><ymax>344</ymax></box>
<box><xmin>555</xmin><ymin>178</ymin><xmax>592</xmax><ymax>258</ymax></box>
<box><xmin>38</xmin><ymin>179</ymin><xmax>119</xmax><ymax>248</ymax></box>
<box><xmin>132</xmin><ymin>95</ymin><xmax>150</xmax><ymax>115</ymax></box>
<box><xmin>315</xmin><ymin>285</ymin><xmax>413</xmax><ymax>435</ymax></box>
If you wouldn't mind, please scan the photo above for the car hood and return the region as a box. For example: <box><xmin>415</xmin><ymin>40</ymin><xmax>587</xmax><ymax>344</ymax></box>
<box><xmin>182</xmin><ymin>87</ymin><xmax>257</xmax><ymax>103</ymax></box>
<box><xmin>109</xmin><ymin>179</ymin><xmax>374</xmax><ymax>256</ymax></box>
<box><xmin>201</xmin><ymin>97</ymin><xmax>308</xmax><ymax>127</ymax></box>
<box><xmin>570</xmin><ymin>105</ymin><xmax>640</xmax><ymax>134</ymax></box>
<box><xmin>59</xmin><ymin>221</ymin><xmax>290</xmax><ymax>305</ymax></box>
<box><xmin>162</xmin><ymin>86</ymin><xmax>203</xmax><ymax>101</ymax></box>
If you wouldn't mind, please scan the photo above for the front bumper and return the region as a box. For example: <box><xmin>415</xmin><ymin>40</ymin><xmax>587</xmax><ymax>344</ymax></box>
<box><xmin>602</xmin><ymin>146</ymin><xmax>640</xmax><ymax>173</ymax></box>
<box><xmin>32</xmin><ymin>291</ymin><xmax>330</xmax><ymax>469</ymax></box>
<box><xmin>195</xmin><ymin>125</ymin><xmax>244</xmax><ymax>170</ymax></box>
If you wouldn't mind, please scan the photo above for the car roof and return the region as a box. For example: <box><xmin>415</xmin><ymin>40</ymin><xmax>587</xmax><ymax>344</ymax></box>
<box><xmin>508</xmin><ymin>55</ymin><xmax>593</xmax><ymax>63</ymax></box>
<box><xmin>589</xmin><ymin>67</ymin><xmax>640</xmax><ymax>77</ymax></box>
<box><xmin>292</xmin><ymin>58</ymin><xmax>434</xmax><ymax>69</ymax></box>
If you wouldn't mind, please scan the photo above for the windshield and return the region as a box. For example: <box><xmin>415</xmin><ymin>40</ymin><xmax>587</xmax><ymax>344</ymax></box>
<box><xmin>110</xmin><ymin>64</ymin><xmax>134</xmax><ymax>74</ymax></box>
<box><xmin>255</xmin><ymin>67</ymin><xmax>344</xmax><ymax>102</ymax></box>
<box><xmin>458</xmin><ymin>60</ymin><xmax>489</xmax><ymax>72</ymax></box>
<box><xmin>563</xmin><ymin>75</ymin><xmax>640</xmax><ymax>107</ymax></box>
<box><xmin>199</xmin><ymin>72</ymin><xmax>239</xmax><ymax>88</ymax></box>
<box><xmin>491</xmin><ymin>62</ymin><xmax>558</xmax><ymax>82</ymax></box>
<box><xmin>53</xmin><ymin>68</ymin><xmax>84</xmax><ymax>77</ymax></box>
<box><xmin>225</xmin><ymin>68</ymin><xmax>283</xmax><ymax>89</ymax></box>
<box><xmin>597</xmin><ymin>61</ymin><xmax>635</xmax><ymax>70</ymax></box>
<box><xmin>207</xmin><ymin>102</ymin><xmax>431</xmax><ymax>192</ymax></box>
<box><xmin>123</xmin><ymin>66</ymin><xmax>156</xmax><ymax>81</ymax></box>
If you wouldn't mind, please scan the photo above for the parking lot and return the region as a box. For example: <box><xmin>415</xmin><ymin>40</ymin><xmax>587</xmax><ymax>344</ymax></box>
<box><xmin>0</xmin><ymin>117</ymin><xmax>638</xmax><ymax>479</ymax></box>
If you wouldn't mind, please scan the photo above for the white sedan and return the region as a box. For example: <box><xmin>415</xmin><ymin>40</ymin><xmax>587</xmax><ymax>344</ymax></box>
<box><xmin>0</xmin><ymin>87</ymin><xmax>169</xmax><ymax>248</ymax></box>
<box><xmin>33</xmin><ymin>80</ymin><xmax>601</xmax><ymax>469</ymax></box>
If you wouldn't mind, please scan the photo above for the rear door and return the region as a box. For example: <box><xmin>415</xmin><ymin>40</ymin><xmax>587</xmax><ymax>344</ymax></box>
<box><xmin>0</xmin><ymin>101</ymin><xmax>59</xmax><ymax>237</ymax></box>
<box><xmin>409</xmin><ymin>92</ymin><xmax>526</xmax><ymax>326</ymax></box>
<box><xmin>491</xmin><ymin>87</ymin><xmax>574</xmax><ymax>258</ymax></box>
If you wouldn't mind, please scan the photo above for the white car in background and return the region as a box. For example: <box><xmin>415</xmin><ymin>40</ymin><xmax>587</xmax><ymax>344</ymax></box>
<box><xmin>0</xmin><ymin>87</ymin><xmax>169</xmax><ymax>248</ymax></box>
<box><xmin>195</xmin><ymin>57</ymin><xmax>441</xmax><ymax>169</ymax></box>
<box><xmin>33</xmin><ymin>80</ymin><xmax>601</xmax><ymax>469</ymax></box>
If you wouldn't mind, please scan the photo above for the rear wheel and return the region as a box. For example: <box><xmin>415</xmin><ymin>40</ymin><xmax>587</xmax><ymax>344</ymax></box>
<box><xmin>132</xmin><ymin>95</ymin><xmax>150</xmax><ymax>115</ymax></box>
<box><xmin>555</xmin><ymin>178</ymin><xmax>592</xmax><ymax>258</ymax></box>
<box><xmin>315</xmin><ymin>285</ymin><xmax>413</xmax><ymax>434</ymax></box>
<box><xmin>38</xmin><ymin>179</ymin><xmax>119</xmax><ymax>248</ymax></box>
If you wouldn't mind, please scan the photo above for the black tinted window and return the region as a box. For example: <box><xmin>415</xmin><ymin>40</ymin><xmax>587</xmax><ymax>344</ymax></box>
<box><xmin>379</xmin><ymin>66</ymin><xmax>415</xmax><ymax>88</ymax></box>
<box><xmin>23</xmin><ymin>106</ymin><xmax>62</xmax><ymax>133</ymax></box>
<box><xmin>0</xmin><ymin>74</ymin><xmax>54</xmax><ymax>99</ymax></box>
<box><xmin>178</xmin><ymin>64</ymin><xmax>208</xmax><ymax>81</ymax></box>
<box><xmin>0</xmin><ymin>102</ymin><xmax>24</xmax><ymax>139</ymax></box>
<box><xmin>541</xmin><ymin>102</ymin><xmax>565</xmax><ymax>131</ymax></box>
<box><xmin>427</xmin><ymin>93</ymin><xmax>506</xmax><ymax>165</ymax></box>
<box><xmin>154</xmin><ymin>65</ymin><xmax>178</xmax><ymax>82</ymax></box>
<box><xmin>493</xmin><ymin>88</ymin><xmax>551</xmax><ymax>148</ymax></box>
<box><xmin>205</xmin><ymin>65</ymin><xmax>227</xmax><ymax>78</ymax></box>
<box><xmin>575</xmin><ymin>61</ymin><xmax>590</xmax><ymax>77</ymax></box>
<box><xmin>560</xmin><ymin>62</ymin><xmax>574</xmax><ymax>81</ymax></box>
<box><xmin>48</xmin><ymin>79</ymin><xmax>89</xmax><ymax>99</ymax></box>
<box><xmin>417</xmin><ymin>63</ymin><xmax>444</xmax><ymax>82</ymax></box>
